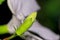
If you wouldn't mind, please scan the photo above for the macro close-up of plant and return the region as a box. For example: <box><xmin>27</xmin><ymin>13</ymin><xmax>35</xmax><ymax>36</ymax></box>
<box><xmin>0</xmin><ymin>0</ymin><xmax>60</xmax><ymax>40</ymax></box>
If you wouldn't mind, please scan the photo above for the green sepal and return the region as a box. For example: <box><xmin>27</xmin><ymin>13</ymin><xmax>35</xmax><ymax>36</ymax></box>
<box><xmin>16</xmin><ymin>12</ymin><xmax>37</xmax><ymax>36</ymax></box>
<box><xmin>0</xmin><ymin>25</ymin><xmax>9</xmax><ymax>34</ymax></box>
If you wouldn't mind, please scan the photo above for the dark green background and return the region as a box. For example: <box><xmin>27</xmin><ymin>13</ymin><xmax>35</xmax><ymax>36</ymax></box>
<box><xmin>36</xmin><ymin>0</ymin><xmax>60</xmax><ymax>34</ymax></box>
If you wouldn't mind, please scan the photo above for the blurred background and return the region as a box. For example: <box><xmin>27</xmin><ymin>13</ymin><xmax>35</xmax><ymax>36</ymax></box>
<box><xmin>36</xmin><ymin>0</ymin><xmax>60</xmax><ymax>34</ymax></box>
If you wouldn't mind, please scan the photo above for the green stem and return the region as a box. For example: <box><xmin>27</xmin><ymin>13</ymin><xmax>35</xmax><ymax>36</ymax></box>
<box><xmin>8</xmin><ymin>34</ymin><xmax>16</xmax><ymax>40</ymax></box>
